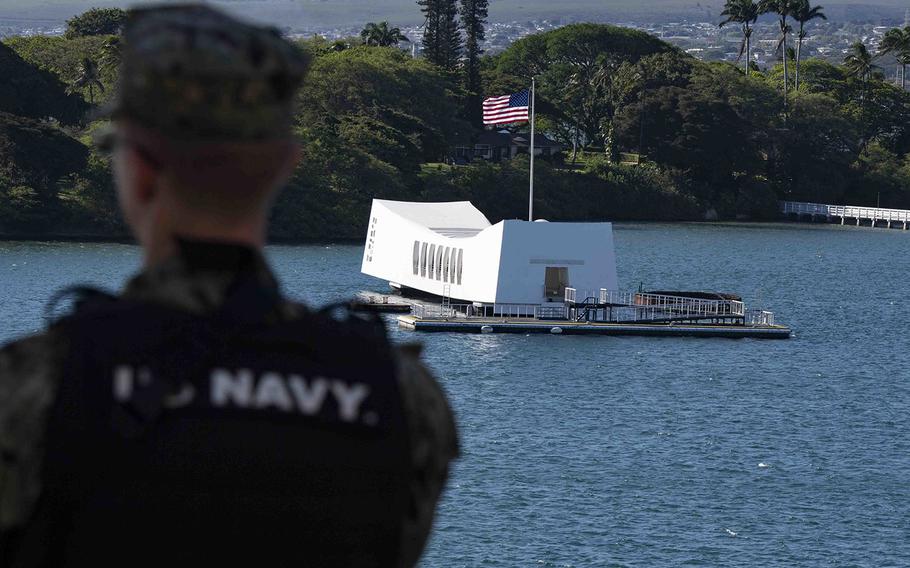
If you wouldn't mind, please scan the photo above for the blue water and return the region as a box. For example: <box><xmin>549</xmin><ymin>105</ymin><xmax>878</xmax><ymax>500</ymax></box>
<box><xmin>1</xmin><ymin>223</ymin><xmax>908</xmax><ymax>566</ymax></box>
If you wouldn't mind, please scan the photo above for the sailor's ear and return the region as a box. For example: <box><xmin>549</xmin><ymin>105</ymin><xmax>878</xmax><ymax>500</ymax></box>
<box><xmin>130</xmin><ymin>147</ymin><xmax>162</xmax><ymax>205</ymax></box>
<box><xmin>288</xmin><ymin>140</ymin><xmax>302</xmax><ymax>168</ymax></box>
<box><xmin>274</xmin><ymin>140</ymin><xmax>301</xmax><ymax>187</ymax></box>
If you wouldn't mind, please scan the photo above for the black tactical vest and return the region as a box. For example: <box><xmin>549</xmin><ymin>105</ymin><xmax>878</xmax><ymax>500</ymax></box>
<box><xmin>12</xmin><ymin>280</ymin><xmax>412</xmax><ymax>567</ymax></box>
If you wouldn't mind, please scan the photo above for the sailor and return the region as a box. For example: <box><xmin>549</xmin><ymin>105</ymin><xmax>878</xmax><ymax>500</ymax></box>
<box><xmin>0</xmin><ymin>4</ymin><xmax>458</xmax><ymax>566</ymax></box>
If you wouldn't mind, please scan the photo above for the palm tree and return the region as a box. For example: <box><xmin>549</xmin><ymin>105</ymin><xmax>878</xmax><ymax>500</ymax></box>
<box><xmin>360</xmin><ymin>21</ymin><xmax>409</xmax><ymax>47</ymax></box>
<box><xmin>792</xmin><ymin>0</ymin><xmax>826</xmax><ymax>91</ymax></box>
<box><xmin>759</xmin><ymin>0</ymin><xmax>797</xmax><ymax>97</ymax></box>
<box><xmin>720</xmin><ymin>0</ymin><xmax>760</xmax><ymax>76</ymax></box>
<box><xmin>67</xmin><ymin>57</ymin><xmax>104</xmax><ymax>104</ymax></box>
<box><xmin>843</xmin><ymin>41</ymin><xmax>881</xmax><ymax>147</ymax></box>
<box><xmin>879</xmin><ymin>26</ymin><xmax>910</xmax><ymax>90</ymax></box>
<box><xmin>844</xmin><ymin>41</ymin><xmax>880</xmax><ymax>83</ymax></box>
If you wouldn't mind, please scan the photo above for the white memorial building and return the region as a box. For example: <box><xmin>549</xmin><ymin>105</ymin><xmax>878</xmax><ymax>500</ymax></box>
<box><xmin>361</xmin><ymin>199</ymin><xmax>618</xmax><ymax>305</ymax></box>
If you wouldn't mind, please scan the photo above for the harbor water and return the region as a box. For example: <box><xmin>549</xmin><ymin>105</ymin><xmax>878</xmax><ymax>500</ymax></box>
<box><xmin>1</xmin><ymin>222</ymin><xmax>908</xmax><ymax>566</ymax></box>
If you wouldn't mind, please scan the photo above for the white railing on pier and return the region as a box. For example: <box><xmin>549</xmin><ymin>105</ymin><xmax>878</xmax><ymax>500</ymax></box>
<box><xmin>598</xmin><ymin>289</ymin><xmax>745</xmax><ymax>318</ymax></box>
<box><xmin>536</xmin><ymin>305</ymin><xmax>569</xmax><ymax>320</ymax></box>
<box><xmin>745</xmin><ymin>309</ymin><xmax>775</xmax><ymax>327</ymax></box>
<box><xmin>780</xmin><ymin>201</ymin><xmax>910</xmax><ymax>227</ymax></box>
<box><xmin>408</xmin><ymin>288</ymin><xmax>770</xmax><ymax>325</ymax></box>
<box><xmin>493</xmin><ymin>304</ymin><xmax>540</xmax><ymax>318</ymax></box>
<box><xmin>411</xmin><ymin>303</ymin><xmax>472</xmax><ymax>319</ymax></box>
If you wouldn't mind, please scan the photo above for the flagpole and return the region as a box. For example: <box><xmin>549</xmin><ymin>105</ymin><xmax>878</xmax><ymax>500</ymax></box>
<box><xmin>529</xmin><ymin>78</ymin><xmax>535</xmax><ymax>222</ymax></box>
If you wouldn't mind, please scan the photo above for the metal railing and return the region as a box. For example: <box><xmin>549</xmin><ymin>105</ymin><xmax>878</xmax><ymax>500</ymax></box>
<box><xmin>493</xmin><ymin>304</ymin><xmax>542</xmax><ymax>318</ymax></box>
<box><xmin>598</xmin><ymin>289</ymin><xmax>745</xmax><ymax>318</ymax></box>
<box><xmin>780</xmin><ymin>201</ymin><xmax>910</xmax><ymax>225</ymax></box>
<box><xmin>536</xmin><ymin>305</ymin><xmax>569</xmax><ymax>320</ymax></box>
<box><xmin>411</xmin><ymin>303</ymin><xmax>472</xmax><ymax>319</ymax></box>
<box><xmin>745</xmin><ymin>309</ymin><xmax>775</xmax><ymax>327</ymax></box>
<box><xmin>407</xmin><ymin>288</ymin><xmax>775</xmax><ymax>326</ymax></box>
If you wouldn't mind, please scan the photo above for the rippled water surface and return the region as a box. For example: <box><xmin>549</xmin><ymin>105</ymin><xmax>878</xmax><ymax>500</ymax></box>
<box><xmin>1</xmin><ymin>223</ymin><xmax>908</xmax><ymax>567</ymax></box>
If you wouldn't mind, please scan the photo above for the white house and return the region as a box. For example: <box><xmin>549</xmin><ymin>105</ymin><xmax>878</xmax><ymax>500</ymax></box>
<box><xmin>361</xmin><ymin>199</ymin><xmax>619</xmax><ymax>305</ymax></box>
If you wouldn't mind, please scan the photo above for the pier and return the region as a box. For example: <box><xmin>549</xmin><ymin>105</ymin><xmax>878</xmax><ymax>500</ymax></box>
<box><xmin>780</xmin><ymin>201</ymin><xmax>910</xmax><ymax>229</ymax></box>
<box><xmin>359</xmin><ymin>290</ymin><xmax>791</xmax><ymax>340</ymax></box>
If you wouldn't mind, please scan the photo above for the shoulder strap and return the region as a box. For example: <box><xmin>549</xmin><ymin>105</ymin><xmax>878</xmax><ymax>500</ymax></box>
<box><xmin>44</xmin><ymin>285</ymin><xmax>118</xmax><ymax>326</ymax></box>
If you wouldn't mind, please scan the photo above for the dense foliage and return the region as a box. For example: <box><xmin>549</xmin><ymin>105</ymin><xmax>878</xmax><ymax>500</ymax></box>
<box><xmin>64</xmin><ymin>8</ymin><xmax>128</xmax><ymax>39</ymax></box>
<box><xmin>0</xmin><ymin>15</ymin><xmax>908</xmax><ymax>240</ymax></box>
<box><xmin>0</xmin><ymin>42</ymin><xmax>88</xmax><ymax>124</ymax></box>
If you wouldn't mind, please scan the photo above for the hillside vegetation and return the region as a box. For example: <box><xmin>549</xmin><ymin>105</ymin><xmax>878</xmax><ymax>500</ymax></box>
<box><xmin>1</xmin><ymin>19</ymin><xmax>909</xmax><ymax>240</ymax></box>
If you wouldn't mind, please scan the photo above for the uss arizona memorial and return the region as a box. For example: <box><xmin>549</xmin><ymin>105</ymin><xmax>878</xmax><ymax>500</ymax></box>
<box><xmin>360</xmin><ymin>199</ymin><xmax>789</xmax><ymax>338</ymax></box>
<box><xmin>361</xmin><ymin>199</ymin><xmax>618</xmax><ymax>305</ymax></box>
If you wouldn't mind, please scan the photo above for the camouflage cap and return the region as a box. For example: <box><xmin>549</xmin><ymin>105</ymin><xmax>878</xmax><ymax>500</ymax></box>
<box><xmin>104</xmin><ymin>3</ymin><xmax>310</xmax><ymax>141</ymax></box>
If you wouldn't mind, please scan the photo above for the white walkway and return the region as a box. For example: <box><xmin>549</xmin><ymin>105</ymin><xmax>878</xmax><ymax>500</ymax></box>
<box><xmin>780</xmin><ymin>201</ymin><xmax>910</xmax><ymax>229</ymax></box>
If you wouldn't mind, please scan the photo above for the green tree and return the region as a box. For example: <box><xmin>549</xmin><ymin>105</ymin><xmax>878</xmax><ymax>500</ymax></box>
<box><xmin>879</xmin><ymin>26</ymin><xmax>910</xmax><ymax>90</ymax></box>
<box><xmin>486</xmin><ymin>24</ymin><xmax>672</xmax><ymax>151</ymax></box>
<box><xmin>843</xmin><ymin>42</ymin><xmax>879</xmax><ymax>82</ymax></box>
<box><xmin>67</xmin><ymin>57</ymin><xmax>104</xmax><ymax>104</ymax></box>
<box><xmin>767</xmin><ymin>93</ymin><xmax>856</xmax><ymax>202</ymax></box>
<box><xmin>297</xmin><ymin>46</ymin><xmax>467</xmax><ymax>163</ymax></box>
<box><xmin>360</xmin><ymin>21</ymin><xmax>409</xmax><ymax>47</ymax></box>
<box><xmin>4</xmin><ymin>35</ymin><xmax>118</xmax><ymax>101</ymax></box>
<box><xmin>99</xmin><ymin>35</ymin><xmax>123</xmax><ymax>74</ymax></box>
<box><xmin>843</xmin><ymin>41</ymin><xmax>881</xmax><ymax>123</ymax></box>
<box><xmin>853</xmin><ymin>78</ymin><xmax>910</xmax><ymax>155</ymax></box>
<box><xmin>792</xmin><ymin>0</ymin><xmax>826</xmax><ymax>91</ymax></box>
<box><xmin>759</xmin><ymin>0</ymin><xmax>797</xmax><ymax>99</ymax></box>
<box><xmin>719</xmin><ymin>0</ymin><xmax>759</xmax><ymax>77</ymax></box>
<box><xmin>64</xmin><ymin>8</ymin><xmax>127</xmax><ymax>38</ymax></box>
<box><xmin>0</xmin><ymin>111</ymin><xmax>89</xmax><ymax>203</ymax></box>
<box><xmin>418</xmin><ymin>0</ymin><xmax>461</xmax><ymax>71</ymax></box>
<box><xmin>0</xmin><ymin>42</ymin><xmax>88</xmax><ymax>124</ymax></box>
<box><xmin>460</xmin><ymin>0</ymin><xmax>488</xmax><ymax>126</ymax></box>
<box><xmin>613</xmin><ymin>64</ymin><xmax>768</xmax><ymax>209</ymax></box>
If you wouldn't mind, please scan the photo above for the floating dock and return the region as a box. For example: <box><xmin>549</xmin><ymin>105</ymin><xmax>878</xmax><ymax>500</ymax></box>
<box><xmin>358</xmin><ymin>290</ymin><xmax>792</xmax><ymax>340</ymax></box>
<box><xmin>397</xmin><ymin>316</ymin><xmax>792</xmax><ymax>339</ymax></box>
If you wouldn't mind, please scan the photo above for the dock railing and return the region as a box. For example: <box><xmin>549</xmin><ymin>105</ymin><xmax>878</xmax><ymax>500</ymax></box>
<box><xmin>745</xmin><ymin>309</ymin><xmax>775</xmax><ymax>327</ymax></box>
<box><xmin>598</xmin><ymin>289</ymin><xmax>745</xmax><ymax>318</ymax></box>
<box><xmin>408</xmin><ymin>289</ymin><xmax>769</xmax><ymax>325</ymax></box>
<box><xmin>411</xmin><ymin>303</ymin><xmax>472</xmax><ymax>319</ymax></box>
<box><xmin>536</xmin><ymin>304</ymin><xmax>569</xmax><ymax>320</ymax></box>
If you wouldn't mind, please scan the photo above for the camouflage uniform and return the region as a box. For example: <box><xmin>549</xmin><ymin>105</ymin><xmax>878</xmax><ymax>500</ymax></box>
<box><xmin>0</xmin><ymin>5</ymin><xmax>457</xmax><ymax>565</ymax></box>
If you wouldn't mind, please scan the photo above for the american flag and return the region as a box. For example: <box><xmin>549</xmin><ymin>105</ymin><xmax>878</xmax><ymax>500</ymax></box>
<box><xmin>483</xmin><ymin>90</ymin><xmax>530</xmax><ymax>125</ymax></box>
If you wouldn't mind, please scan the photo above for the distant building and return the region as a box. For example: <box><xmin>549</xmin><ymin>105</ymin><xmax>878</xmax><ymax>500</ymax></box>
<box><xmin>453</xmin><ymin>131</ymin><xmax>563</xmax><ymax>164</ymax></box>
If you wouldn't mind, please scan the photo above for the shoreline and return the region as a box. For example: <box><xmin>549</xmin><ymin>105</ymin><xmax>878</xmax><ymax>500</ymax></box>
<box><xmin>0</xmin><ymin>217</ymin><xmax>902</xmax><ymax>245</ymax></box>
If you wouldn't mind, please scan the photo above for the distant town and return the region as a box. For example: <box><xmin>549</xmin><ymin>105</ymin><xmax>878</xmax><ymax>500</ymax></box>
<box><xmin>4</xmin><ymin>10</ymin><xmax>909</xmax><ymax>85</ymax></box>
<box><xmin>2</xmin><ymin>8</ymin><xmax>910</xmax><ymax>77</ymax></box>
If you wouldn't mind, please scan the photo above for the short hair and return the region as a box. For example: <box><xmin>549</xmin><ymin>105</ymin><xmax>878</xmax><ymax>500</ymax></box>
<box><xmin>121</xmin><ymin>121</ymin><xmax>296</xmax><ymax>219</ymax></box>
